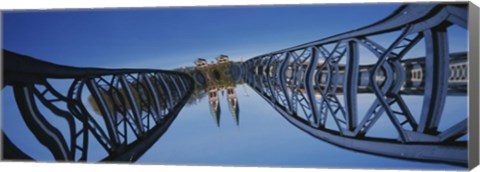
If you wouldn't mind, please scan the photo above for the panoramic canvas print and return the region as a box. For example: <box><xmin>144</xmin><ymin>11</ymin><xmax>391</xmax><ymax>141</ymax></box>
<box><xmin>1</xmin><ymin>2</ymin><xmax>470</xmax><ymax>170</ymax></box>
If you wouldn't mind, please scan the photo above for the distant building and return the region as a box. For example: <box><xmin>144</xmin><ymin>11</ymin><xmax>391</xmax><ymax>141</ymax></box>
<box><xmin>226</xmin><ymin>86</ymin><xmax>239</xmax><ymax>126</ymax></box>
<box><xmin>208</xmin><ymin>87</ymin><xmax>221</xmax><ymax>127</ymax></box>
<box><xmin>206</xmin><ymin>86</ymin><xmax>240</xmax><ymax>127</ymax></box>
<box><xmin>194</xmin><ymin>58</ymin><xmax>208</xmax><ymax>68</ymax></box>
<box><xmin>197</xmin><ymin>54</ymin><xmax>241</xmax><ymax>127</ymax></box>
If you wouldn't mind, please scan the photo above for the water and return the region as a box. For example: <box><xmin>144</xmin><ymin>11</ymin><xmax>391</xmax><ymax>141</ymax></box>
<box><xmin>1</xmin><ymin>59</ymin><xmax>467</xmax><ymax>170</ymax></box>
<box><xmin>136</xmin><ymin>62</ymin><xmax>465</xmax><ymax>170</ymax></box>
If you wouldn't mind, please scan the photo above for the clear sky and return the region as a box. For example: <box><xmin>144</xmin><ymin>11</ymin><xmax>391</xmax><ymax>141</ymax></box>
<box><xmin>3</xmin><ymin>3</ymin><xmax>401</xmax><ymax>69</ymax></box>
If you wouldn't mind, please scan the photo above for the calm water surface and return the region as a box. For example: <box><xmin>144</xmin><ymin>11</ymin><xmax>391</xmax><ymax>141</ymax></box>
<box><xmin>136</xmin><ymin>72</ymin><xmax>467</xmax><ymax>170</ymax></box>
<box><xmin>1</xmin><ymin>62</ymin><xmax>467</xmax><ymax>170</ymax></box>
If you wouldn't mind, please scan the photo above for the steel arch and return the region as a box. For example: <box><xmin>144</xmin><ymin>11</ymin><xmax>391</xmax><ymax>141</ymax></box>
<box><xmin>2</xmin><ymin>50</ymin><xmax>194</xmax><ymax>162</ymax></box>
<box><xmin>242</xmin><ymin>3</ymin><xmax>468</xmax><ymax>166</ymax></box>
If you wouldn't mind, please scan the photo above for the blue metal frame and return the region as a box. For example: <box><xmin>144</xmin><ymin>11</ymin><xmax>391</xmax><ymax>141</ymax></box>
<box><xmin>2</xmin><ymin>50</ymin><xmax>194</xmax><ymax>162</ymax></box>
<box><xmin>242</xmin><ymin>3</ymin><xmax>468</xmax><ymax>166</ymax></box>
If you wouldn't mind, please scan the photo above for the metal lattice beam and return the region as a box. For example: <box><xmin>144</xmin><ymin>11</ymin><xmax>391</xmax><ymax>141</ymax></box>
<box><xmin>242</xmin><ymin>3</ymin><xmax>468</xmax><ymax>166</ymax></box>
<box><xmin>2</xmin><ymin>50</ymin><xmax>194</xmax><ymax>162</ymax></box>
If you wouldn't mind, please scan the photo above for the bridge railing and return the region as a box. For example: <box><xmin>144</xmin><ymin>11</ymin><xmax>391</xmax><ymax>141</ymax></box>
<box><xmin>242</xmin><ymin>3</ymin><xmax>467</xmax><ymax>166</ymax></box>
<box><xmin>2</xmin><ymin>50</ymin><xmax>194</xmax><ymax>162</ymax></box>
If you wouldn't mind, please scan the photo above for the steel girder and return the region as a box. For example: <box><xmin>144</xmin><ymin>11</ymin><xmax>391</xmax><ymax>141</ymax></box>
<box><xmin>242</xmin><ymin>3</ymin><xmax>468</xmax><ymax>166</ymax></box>
<box><xmin>2</xmin><ymin>50</ymin><xmax>194</xmax><ymax>162</ymax></box>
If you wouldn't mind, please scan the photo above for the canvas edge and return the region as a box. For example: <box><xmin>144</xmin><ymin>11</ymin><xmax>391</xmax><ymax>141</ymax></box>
<box><xmin>0</xmin><ymin>10</ymin><xmax>4</xmax><ymax>161</ymax></box>
<box><xmin>468</xmin><ymin>1</ymin><xmax>480</xmax><ymax>170</ymax></box>
<box><xmin>0</xmin><ymin>2</ymin><xmax>475</xmax><ymax>171</ymax></box>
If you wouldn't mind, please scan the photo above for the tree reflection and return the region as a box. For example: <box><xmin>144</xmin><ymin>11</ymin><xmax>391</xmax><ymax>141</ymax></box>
<box><xmin>178</xmin><ymin>55</ymin><xmax>243</xmax><ymax>126</ymax></box>
<box><xmin>87</xmin><ymin>55</ymin><xmax>244</xmax><ymax>127</ymax></box>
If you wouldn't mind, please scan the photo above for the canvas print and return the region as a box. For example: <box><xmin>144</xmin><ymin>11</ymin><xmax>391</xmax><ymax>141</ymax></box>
<box><xmin>1</xmin><ymin>2</ymin><xmax>471</xmax><ymax>170</ymax></box>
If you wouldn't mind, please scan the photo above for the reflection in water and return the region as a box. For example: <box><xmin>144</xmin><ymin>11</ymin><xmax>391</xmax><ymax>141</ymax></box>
<box><xmin>243</xmin><ymin>54</ymin><xmax>467</xmax><ymax>166</ymax></box>
<box><xmin>240</xmin><ymin>3</ymin><xmax>468</xmax><ymax>167</ymax></box>
<box><xmin>71</xmin><ymin>45</ymin><xmax>466</xmax><ymax>167</ymax></box>
<box><xmin>179</xmin><ymin>55</ymin><xmax>242</xmax><ymax>127</ymax></box>
<box><xmin>3</xmin><ymin>50</ymin><xmax>194</xmax><ymax>162</ymax></box>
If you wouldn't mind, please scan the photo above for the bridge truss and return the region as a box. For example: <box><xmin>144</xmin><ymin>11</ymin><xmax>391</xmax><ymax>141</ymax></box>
<box><xmin>2</xmin><ymin>50</ymin><xmax>194</xmax><ymax>162</ymax></box>
<box><xmin>243</xmin><ymin>3</ymin><xmax>468</xmax><ymax>166</ymax></box>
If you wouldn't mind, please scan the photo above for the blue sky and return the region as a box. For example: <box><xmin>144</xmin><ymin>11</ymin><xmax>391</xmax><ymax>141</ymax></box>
<box><xmin>3</xmin><ymin>3</ymin><xmax>401</xmax><ymax>69</ymax></box>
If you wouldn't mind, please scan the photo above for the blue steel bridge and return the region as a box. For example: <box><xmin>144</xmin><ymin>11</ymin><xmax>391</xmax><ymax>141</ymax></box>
<box><xmin>2</xmin><ymin>3</ymin><xmax>468</xmax><ymax>166</ymax></box>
